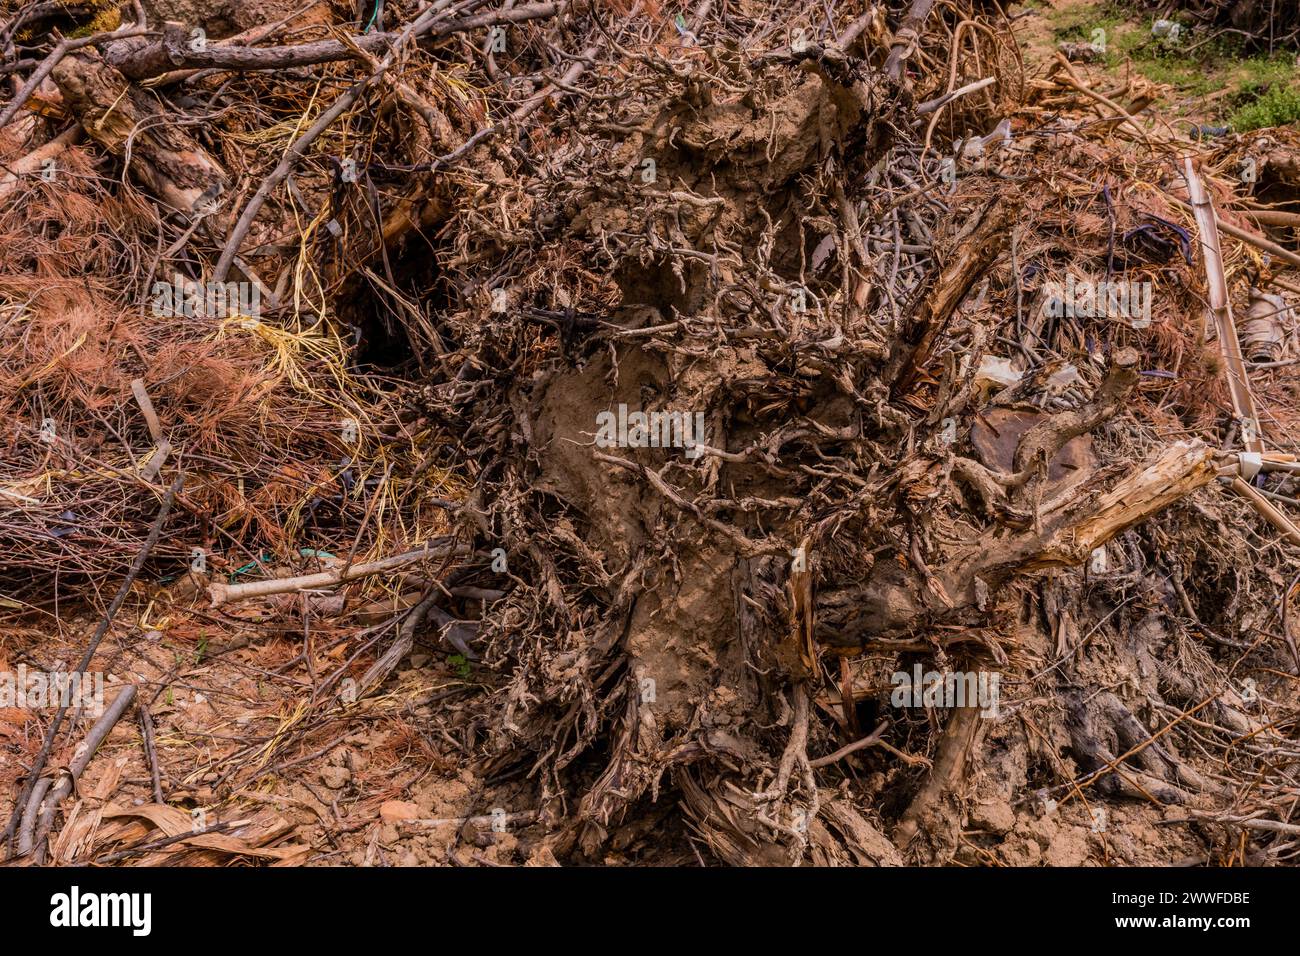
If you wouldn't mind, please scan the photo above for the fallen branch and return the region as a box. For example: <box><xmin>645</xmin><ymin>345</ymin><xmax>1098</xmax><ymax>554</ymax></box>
<box><xmin>1182</xmin><ymin>811</ymin><xmax>1300</xmax><ymax>836</ymax></box>
<box><xmin>138</xmin><ymin>701</ymin><xmax>164</xmax><ymax>805</ymax></box>
<box><xmin>3</xmin><ymin>476</ymin><xmax>181</xmax><ymax>857</ymax></box>
<box><xmin>105</xmin><ymin>4</ymin><xmax>564</xmax><ymax>80</ymax></box>
<box><xmin>1228</xmin><ymin>476</ymin><xmax>1300</xmax><ymax>547</ymax></box>
<box><xmin>0</xmin><ymin>9</ymin><xmax>149</xmax><ymax>129</ymax></box>
<box><xmin>23</xmin><ymin>684</ymin><xmax>138</xmax><ymax>862</ymax></box>
<box><xmin>206</xmin><ymin>541</ymin><xmax>467</xmax><ymax>607</ymax></box>
<box><xmin>14</xmin><ymin>778</ymin><xmax>51</xmax><ymax>857</ymax></box>
<box><xmin>0</xmin><ymin>124</ymin><xmax>82</xmax><ymax>202</ymax></box>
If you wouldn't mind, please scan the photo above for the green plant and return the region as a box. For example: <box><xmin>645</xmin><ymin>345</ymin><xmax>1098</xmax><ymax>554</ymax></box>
<box><xmin>1052</xmin><ymin>9</ymin><xmax>1123</xmax><ymax>44</ymax></box>
<box><xmin>1236</xmin><ymin>55</ymin><xmax>1295</xmax><ymax>94</ymax></box>
<box><xmin>447</xmin><ymin>653</ymin><xmax>472</xmax><ymax>679</ymax></box>
<box><xmin>1231</xmin><ymin>85</ymin><xmax>1300</xmax><ymax>131</ymax></box>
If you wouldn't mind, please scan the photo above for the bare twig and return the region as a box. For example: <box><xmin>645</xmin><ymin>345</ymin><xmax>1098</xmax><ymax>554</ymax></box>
<box><xmin>4</xmin><ymin>476</ymin><xmax>182</xmax><ymax>858</ymax></box>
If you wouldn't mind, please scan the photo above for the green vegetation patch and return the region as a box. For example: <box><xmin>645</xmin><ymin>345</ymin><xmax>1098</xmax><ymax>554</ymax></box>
<box><xmin>1041</xmin><ymin>1</ymin><xmax>1300</xmax><ymax>127</ymax></box>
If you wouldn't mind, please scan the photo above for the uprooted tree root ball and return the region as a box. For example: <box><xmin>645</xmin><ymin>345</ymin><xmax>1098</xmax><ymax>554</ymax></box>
<box><xmin>2</xmin><ymin>0</ymin><xmax>1300</xmax><ymax>867</ymax></box>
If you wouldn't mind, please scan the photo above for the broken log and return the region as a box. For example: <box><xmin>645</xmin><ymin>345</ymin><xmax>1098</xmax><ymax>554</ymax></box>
<box><xmin>50</xmin><ymin>52</ymin><xmax>226</xmax><ymax>214</ymax></box>
<box><xmin>0</xmin><ymin>124</ymin><xmax>82</xmax><ymax>202</ymax></box>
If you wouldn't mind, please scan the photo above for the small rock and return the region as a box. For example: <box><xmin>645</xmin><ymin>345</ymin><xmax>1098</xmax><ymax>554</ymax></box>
<box><xmin>525</xmin><ymin>844</ymin><xmax>562</xmax><ymax>867</ymax></box>
<box><xmin>1058</xmin><ymin>41</ymin><xmax>1102</xmax><ymax>63</ymax></box>
<box><xmin>380</xmin><ymin>800</ymin><xmax>421</xmax><ymax>823</ymax></box>
<box><xmin>969</xmin><ymin>799</ymin><xmax>1017</xmax><ymax>835</ymax></box>
<box><xmin>320</xmin><ymin>765</ymin><xmax>350</xmax><ymax>789</ymax></box>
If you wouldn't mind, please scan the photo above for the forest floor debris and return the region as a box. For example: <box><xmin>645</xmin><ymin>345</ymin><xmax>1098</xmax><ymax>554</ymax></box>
<box><xmin>2</xmin><ymin>0</ymin><xmax>1300</xmax><ymax>867</ymax></box>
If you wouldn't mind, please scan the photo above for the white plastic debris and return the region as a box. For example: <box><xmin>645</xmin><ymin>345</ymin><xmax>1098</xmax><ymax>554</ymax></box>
<box><xmin>976</xmin><ymin>355</ymin><xmax>1022</xmax><ymax>390</ymax></box>
<box><xmin>960</xmin><ymin>119</ymin><xmax>1013</xmax><ymax>160</ymax></box>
